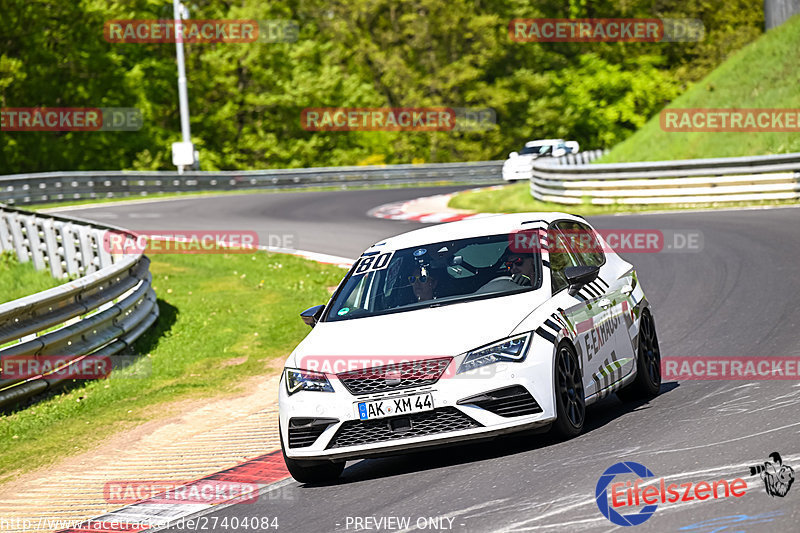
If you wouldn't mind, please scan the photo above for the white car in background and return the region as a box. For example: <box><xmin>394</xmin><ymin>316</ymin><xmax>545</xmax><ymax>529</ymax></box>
<box><xmin>278</xmin><ymin>213</ymin><xmax>661</xmax><ymax>483</ymax></box>
<box><xmin>502</xmin><ymin>139</ymin><xmax>580</xmax><ymax>181</ymax></box>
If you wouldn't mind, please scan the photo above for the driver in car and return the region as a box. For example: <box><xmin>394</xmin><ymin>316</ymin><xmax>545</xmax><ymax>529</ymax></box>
<box><xmin>409</xmin><ymin>266</ymin><xmax>438</xmax><ymax>302</ymax></box>
<box><xmin>505</xmin><ymin>253</ymin><xmax>535</xmax><ymax>287</ymax></box>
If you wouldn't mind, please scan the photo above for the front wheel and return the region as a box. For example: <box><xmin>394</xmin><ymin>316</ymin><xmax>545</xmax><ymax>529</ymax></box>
<box><xmin>617</xmin><ymin>310</ymin><xmax>661</xmax><ymax>402</ymax></box>
<box><xmin>280</xmin><ymin>429</ymin><xmax>344</xmax><ymax>484</ymax></box>
<box><xmin>552</xmin><ymin>342</ymin><xmax>585</xmax><ymax>439</ymax></box>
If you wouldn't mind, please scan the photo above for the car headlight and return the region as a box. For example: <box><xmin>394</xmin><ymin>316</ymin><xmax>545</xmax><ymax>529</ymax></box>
<box><xmin>457</xmin><ymin>333</ymin><xmax>532</xmax><ymax>374</ymax></box>
<box><xmin>285</xmin><ymin>368</ymin><xmax>334</xmax><ymax>395</ymax></box>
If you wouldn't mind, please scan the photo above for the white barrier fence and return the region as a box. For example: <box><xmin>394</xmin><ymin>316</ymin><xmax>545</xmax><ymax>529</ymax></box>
<box><xmin>0</xmin><ymin>205</ymin><xmax>158</xmax><ymax>408</ymax></box>
<box><xmin>531</xmin><ymin>152</ymin><xmax>800</xmax><ymax>205</ymax></box>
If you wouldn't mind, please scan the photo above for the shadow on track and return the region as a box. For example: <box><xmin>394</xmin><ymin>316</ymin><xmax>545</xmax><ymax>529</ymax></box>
<box><xmin>297</xmin><ymin>381</ymin><xmax>680</xmax><ymax>487</ymax></box>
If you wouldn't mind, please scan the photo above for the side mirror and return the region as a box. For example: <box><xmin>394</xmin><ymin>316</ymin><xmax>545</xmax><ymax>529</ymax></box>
<box><xmin>564</xmin><ymin>265</ymin><xmax>599</xmax><ymax>296</ymax></box>
<box><xmin>300</xmin><ymin>304</ymin><xmax>325</xmax><ymax>327</ymax></box>
<box><xmin>509</xmin><ymin>151</ymin><xmax>519</xmax><ymax>158</ymax></box>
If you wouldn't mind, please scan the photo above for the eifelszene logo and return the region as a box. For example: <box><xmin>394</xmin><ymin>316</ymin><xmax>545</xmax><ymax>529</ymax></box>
<box><xmin>749</xmin><ymin>452</ymin><xmax>794</xmax><ymax>497</ymax></box>
<box><xmin>596</xmin><ymin>462</ymin><xmax>658</xmax><ymax>526</ymax></box>
<box><xmin>596</xmin><ymin>461</ymin><xmax>748</xmax><ymax>526</ymax></box>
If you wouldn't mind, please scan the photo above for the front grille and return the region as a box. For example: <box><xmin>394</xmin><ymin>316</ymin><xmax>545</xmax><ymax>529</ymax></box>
<box><xmin>457</xmin><ymin>385</ymin><xmax>542</xmax><ymax>417</ymax></box>
<box><xmin>336</xmin><ymin>357</ymin><xmax>452</xmax><ymax>396</ymax></box>
<box><xmin>326</xmin><ymin>407</ymin><xmax>481</xmax><ymax>449</ymax></box>
<box><xmin>288</xmin><ymin>417</ymin><xmax>339</xmax><ymax>448</ymax></box>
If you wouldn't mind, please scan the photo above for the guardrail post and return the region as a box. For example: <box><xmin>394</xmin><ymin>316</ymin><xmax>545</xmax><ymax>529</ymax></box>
<box><xmin>42</xmin><ymin>219</ymin><xmax>64</xmax><ymax>278</ymax></box>
<box><xmin>21</xmin><ymin>215</ymin><xmax>46</xmax><ymax>270</ymax></box>
<box><xmin>77</xmin><ymin>226</ymin><xmax>97</xmax><ymax>274</ymax></box>
<box><xmin>0</xmin><ymin>213</ymin><xmax>12</xmax><ymax>251</ymax></box>
<box><xmin>57</xmin><ymin>221</ymin><xmax>80</xmax><ymax>277</ymax></box>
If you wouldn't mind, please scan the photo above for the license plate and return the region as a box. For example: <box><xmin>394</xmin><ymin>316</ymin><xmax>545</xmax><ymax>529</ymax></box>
<box><xmin>356</xmin><ymin>393</ymin><xmax>434</xmax><ymax>421</ymax></box>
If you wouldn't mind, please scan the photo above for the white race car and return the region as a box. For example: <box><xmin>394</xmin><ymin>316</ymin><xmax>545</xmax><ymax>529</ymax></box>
<box><xmin>279</xmin><ymin>213</ymin><xmax>661</xmax><ymax>482</ymax></box>
<box><xmin>502</xmin><ymin>139</ymin><xmax>580</xmax><ymax>181</ymax></box>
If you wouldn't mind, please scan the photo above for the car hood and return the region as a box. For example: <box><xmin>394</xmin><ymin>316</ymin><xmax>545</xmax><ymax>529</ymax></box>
<box><xmin>504</xmin><ymin>154</ymin><xmax>535</xmax><ymax>167</ymax></box>
<box><xmin>286</xmin><ymin>290</ymin><xmax>549</xmax><ymax>368</ymax></box>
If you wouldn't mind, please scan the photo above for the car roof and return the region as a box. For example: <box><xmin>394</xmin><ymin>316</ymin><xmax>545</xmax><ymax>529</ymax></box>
<box><xmin>524</xmin><ymin>139</ymin><xmax>564</xmax><ymax>147</ymax></box>
<box><xmin>366</xmin><ymin>212</ymin><xmax>586</xmax><ymax>252</ymax></box>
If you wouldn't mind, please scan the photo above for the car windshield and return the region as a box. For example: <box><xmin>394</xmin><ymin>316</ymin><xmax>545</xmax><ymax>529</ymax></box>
<box><xmin>519</xmin><ymin>145</ymin><xmax>540</xmax><ymax>155</ymax></box>
<box><xmin>325</xmin><ymin>233</ymin><xmax>542</xmax><ymax>322</ymax></box>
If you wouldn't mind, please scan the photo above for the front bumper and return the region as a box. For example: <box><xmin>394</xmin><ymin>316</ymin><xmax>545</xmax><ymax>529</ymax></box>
<box><xmin>501</xmin><ymin>166</ymin><xmax>533</xmax><ymax>181</ymax></box>
<box><xmin>279</xmin><ymin>343</ymin><xmax>557</xmax><ymax>461</ymax></box>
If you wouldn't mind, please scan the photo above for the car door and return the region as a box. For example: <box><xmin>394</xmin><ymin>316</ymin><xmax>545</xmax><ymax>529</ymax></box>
<box><xmin>544</xmin><ymin>222</ymin><xmax>610</xmax><ymax>400</ymax></box>
<box><xmin>553</xmin><ymin>221</ymin><xmax>636</xmax><ymax>400</ymax></box>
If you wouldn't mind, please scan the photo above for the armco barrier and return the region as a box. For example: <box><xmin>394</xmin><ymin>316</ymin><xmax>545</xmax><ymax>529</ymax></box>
<box><xmin>531</xmin><ymin>152</ymin><xmax>800</xmax><ymax>205</ymax></box>
<box><xmin>0</xmin><ymin>161</ymin><xmax>504</xmax><ymax>205</ymax></box>
<box><xmin>0</xmin><ymin>205</ymin><xmax>158</xmax><ymax>408</ymax></box>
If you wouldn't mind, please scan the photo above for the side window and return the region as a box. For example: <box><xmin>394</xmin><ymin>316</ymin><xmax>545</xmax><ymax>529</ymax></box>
<box><xmin>547</xmin><ymin>223</ymin><xmax>582</xmax><ymax>294</ymax></box>
<box><xmin>555</xmin><ymin>221</ymin><xmax>605</xmax><ymax>268</ymax></box>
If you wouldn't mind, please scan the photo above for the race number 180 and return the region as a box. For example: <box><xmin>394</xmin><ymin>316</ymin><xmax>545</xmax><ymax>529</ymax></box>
<box><xmin>354</xmin><ymin>252</ymin><xmax>394</xmax><ymax>274</ymax></box>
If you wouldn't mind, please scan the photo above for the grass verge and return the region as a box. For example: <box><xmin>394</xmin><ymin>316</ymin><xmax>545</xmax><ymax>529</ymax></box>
<box><xmin>0</xmin><ymin>251</ymin><xmax>66</xmax><ymax>304</ymax></box>
<box><xmin>600</xmin><ymin>14</ymin><xmax>800</xmax><ymax>162</ymax></box>
<box><xmin>0</xmin><ymin>251</ymin><xmax>346</xmax><ymax>482</ymax></box>
<box><xmin>448</xmin><ymin>182</ymin><xmax>800</xmax><ymax>216</ymax></box>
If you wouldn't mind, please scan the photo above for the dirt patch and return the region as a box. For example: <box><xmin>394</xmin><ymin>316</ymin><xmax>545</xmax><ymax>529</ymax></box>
<box><xmin>0</xmin><ymin>369</ymin><xmax>284</xmax><ymax>530</ymax></box>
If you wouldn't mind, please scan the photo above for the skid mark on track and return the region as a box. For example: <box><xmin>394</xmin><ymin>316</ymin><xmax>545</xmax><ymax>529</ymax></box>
<box><xmin>647</xmin><ymin>421</ymin><xmax>800</xmax><ymax>455</ymax></box>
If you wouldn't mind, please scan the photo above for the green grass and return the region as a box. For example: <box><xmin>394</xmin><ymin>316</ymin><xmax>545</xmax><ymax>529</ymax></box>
<box><xmin>601</xmin><ymin>14</ymin><xmax>800</xmax><ymax>162</ymax></box>
<box><xmin>25</xmin><ymin>181</ymin><xmax>466</xmax><ymax>212</ymax></box>
<box><xmin>448</xmin><ymin>181</ymin><xmax>800</xmax><ymax>216</ymax></box>
<box><xmin>0</xmin><ymin>251</ymin><xmax>346</xmax><ymax>482</ymax></box>
<box><xmin>0</xmin><ymin>251</ymin><xmax>65</xmax><ymax>304</ymax></box>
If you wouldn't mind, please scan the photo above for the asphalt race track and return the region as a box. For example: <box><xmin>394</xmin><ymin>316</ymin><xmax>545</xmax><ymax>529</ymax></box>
<box><xmin>63</xmin><ymin>188</ymin><xmax>800</xmax><ymax>532</ymax></box>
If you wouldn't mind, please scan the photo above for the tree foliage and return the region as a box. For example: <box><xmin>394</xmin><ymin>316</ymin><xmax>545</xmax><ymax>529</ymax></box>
<box><xmin>0</xmin><ymin>0</ymin><xmax>763</xmax><ymax>172</ymax></box>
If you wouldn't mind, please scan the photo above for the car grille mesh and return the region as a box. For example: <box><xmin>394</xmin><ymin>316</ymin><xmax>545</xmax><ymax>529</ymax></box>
<box><xmin>459</xmin><ymin>385</ymin><xmax>542</xmax><ymax>417</ymax></box>
<box><xmin>326</xmin><ymin>407</ymin><xmax>481</xmax><ymax>449</ymax></box>
<box><xmin>336</xmin><ymin>357</ymin><xmax>452</xmax><ymax>395</ymax></box>
<box><xmin>288</xmin><ymin>418</ymin><xmax>338</xmax><ymax>448</ymax></box>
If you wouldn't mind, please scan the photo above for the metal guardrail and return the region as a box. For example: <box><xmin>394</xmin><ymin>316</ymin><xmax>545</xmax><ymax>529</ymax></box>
<box><xmin>0</xmin><ymin>161</ymin><xmax>504</xmax><ymax>205</ymax></box>
<box><xmin>0</xmin><ymin>205</ymin><xmax>158</xmax><ymax>408</ymax></box>
<box><xmin>531</xmin><ymin>152</ymin><xmax>800</xmax><ymax>205</ymax></box>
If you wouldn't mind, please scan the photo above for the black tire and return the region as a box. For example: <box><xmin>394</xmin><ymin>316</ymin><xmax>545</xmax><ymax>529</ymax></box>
<box><xmin>552</xmin><ymin>342</ymin><xmax>585</xmax><ymax>439</ymax></box>
<box><xmin>617</xmin><ymin>310</ymin><xmax>661</xmax><ymax>402</ymax></box>
<box><xmin>280</xmin><ymin>429</ymin><xmax>344</xmax><ymax>484</ymax></box>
